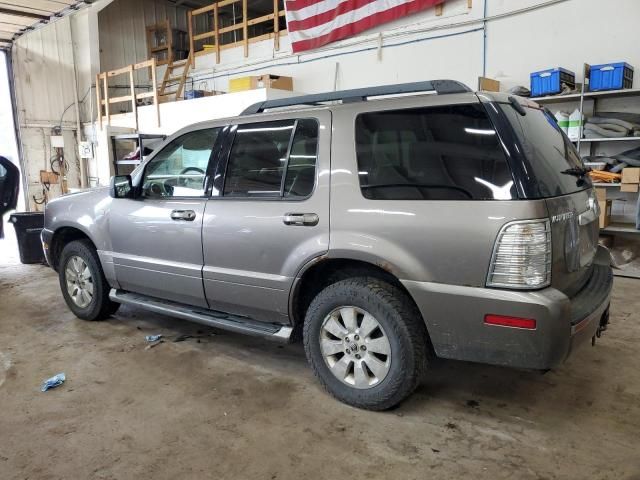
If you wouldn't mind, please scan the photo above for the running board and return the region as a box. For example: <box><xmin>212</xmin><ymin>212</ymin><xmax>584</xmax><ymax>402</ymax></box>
<box><xmin>109</xmin><ymin>289</ymin><xmax>292</xmax><ymax>342</ymax></box>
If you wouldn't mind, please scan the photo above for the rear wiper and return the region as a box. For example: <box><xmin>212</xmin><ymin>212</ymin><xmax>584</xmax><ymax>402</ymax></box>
<box><xmin>561</xmin><ymin>166</ymin><xmax>591</xmax><ymax>177</ymax></box>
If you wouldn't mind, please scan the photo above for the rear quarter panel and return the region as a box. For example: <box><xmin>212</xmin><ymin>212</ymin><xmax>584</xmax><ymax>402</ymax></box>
<box><xmin>328</xmin><ymin>94</ymin><xmax>549</xmax><ymax>287</ymax></box>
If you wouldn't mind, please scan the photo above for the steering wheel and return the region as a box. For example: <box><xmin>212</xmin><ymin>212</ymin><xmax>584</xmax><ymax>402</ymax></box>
<box><xmin>179</xmin><ymin>167</ymin><xmax>205</xmax><ymax>187</ymax></box>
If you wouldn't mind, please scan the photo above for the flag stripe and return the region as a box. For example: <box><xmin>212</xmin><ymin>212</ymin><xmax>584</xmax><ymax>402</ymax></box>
<box><xmin>286</xmin><ymin>0</ymin><xmax>444</xmax><ymax>53</ymax></box>
<box><xmin>288</xmin><ymin>0</ymin><xmax>417</xmax><ymax>43</ymax></box>
<box><xmin>287</xmin><ymin>0</ymin><xmax>379</xmax><ymax>31</ymax></box>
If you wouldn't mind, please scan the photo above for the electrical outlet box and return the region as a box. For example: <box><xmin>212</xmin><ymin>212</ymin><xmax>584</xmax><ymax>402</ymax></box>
<box><xmin>78</xmin><ymin>142</ymin><xmax>94</xmax><ymax>159</ymax></box>
<box><xmin>51</xmin><ymin>135</ymin><xmax>65</xmax><ymax>148</ymax></box>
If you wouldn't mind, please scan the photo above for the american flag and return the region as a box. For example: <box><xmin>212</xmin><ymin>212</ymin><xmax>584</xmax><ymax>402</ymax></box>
<box><xmin>284</xmin><ymin>0</ymin><xmax>446</xmax><ymax>53</ymax></box>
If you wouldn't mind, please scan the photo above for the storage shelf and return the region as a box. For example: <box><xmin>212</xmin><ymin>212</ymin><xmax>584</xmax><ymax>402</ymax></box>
<box><xmin>592</xmin><ymin>183</ymin><xmax>621</xmax><ymax>187</ymax></box>
<box><xmin>601</xmin><ymin>222</ymin><xmax>640</xmax><ymax>235</ymax></box>
<box><xmin>533</xmin><ymin>87</ymin><xmax>640</xmax><ymax>104</ymax></box>
<box><xmin>580</xmin><ymin>137</ymin><xmax>640</xmax><ymax>143</ymax></box>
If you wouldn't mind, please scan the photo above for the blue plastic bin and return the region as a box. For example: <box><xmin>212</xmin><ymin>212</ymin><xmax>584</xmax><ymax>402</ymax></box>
<box><xmin>185</xmin><ymin>90</ymin><xmax>206</xmax><ymax>100</ymax></box>
<box><xmin>589</xmin><ymin>62</ymin><xmax>634</xmax><ymax>91</ymax></box>
<box><xmin>530</xmin><ymin>67</ymin><xmax>575</xmax><ymax>97</ymax></box>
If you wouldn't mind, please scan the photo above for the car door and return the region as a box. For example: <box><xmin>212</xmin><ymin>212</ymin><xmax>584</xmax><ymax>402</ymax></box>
<box><xmin>0</xmin><ymin>156</ymin><xmax>20</xmax><ymax>238</ymax></box>
<box><xmin>202</xmin><ymin>111</ymin><xmax>331</xmax><ymax>323</ymax></box>
<box><xmin>109</xmin><ymin>127</ymin><xmax>222</xmax><ymax>308</ymax></box>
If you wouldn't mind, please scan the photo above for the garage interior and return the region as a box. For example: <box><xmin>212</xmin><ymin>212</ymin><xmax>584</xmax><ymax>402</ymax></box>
<box><xmin>1</xmin><ymin>0</ymin><xmax>640</xmax><ymax>478</ymax></box>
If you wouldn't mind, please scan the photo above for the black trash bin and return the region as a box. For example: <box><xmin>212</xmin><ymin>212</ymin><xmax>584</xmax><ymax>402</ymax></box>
<box><xmin>8</xmin><ymin>212</ymin><xmax>45</xmax><ymax>264</ymax></box>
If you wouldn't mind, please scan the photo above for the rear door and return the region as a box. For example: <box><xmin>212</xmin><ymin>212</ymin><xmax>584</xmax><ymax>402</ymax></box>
<box><xmin>497</xmin><ymin>102</ymin><xmax>598</xmax><ymax>296</ymax></box>
<box><xmin>201</xmin><ymin>111</ymin><xmax>331</xmax><ymax>323</ymax></box>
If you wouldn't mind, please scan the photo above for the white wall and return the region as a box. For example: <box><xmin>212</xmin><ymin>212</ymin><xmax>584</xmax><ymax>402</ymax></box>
<box><xmin>10</xmin><ymin>0</ymin><xmax>640</xmax><ymax>209</ymax></box>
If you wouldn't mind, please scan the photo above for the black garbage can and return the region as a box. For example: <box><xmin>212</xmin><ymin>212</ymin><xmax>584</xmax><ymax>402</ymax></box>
<box><xmin>8</xmin><ymin>212</ymin><xmax>45</xmax><ymax>264</ymax></box>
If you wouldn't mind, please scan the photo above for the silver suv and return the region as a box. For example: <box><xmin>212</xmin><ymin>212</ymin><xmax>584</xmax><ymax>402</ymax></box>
<box><xmin>42</xmin><ymin>81</ymin><xmax>612</xmax><ymax>410</ymax></box>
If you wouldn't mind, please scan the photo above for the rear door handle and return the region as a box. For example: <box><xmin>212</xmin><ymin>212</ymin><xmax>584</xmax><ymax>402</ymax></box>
<box><xmin>283</xmin><ymin>213</ymin><xmax>319</xmax><ymax>226</ymax></box>
<box><xmin>170</xmin><ymin>209</ymin><xmax>196</xmax><ymax>221</ymax></box>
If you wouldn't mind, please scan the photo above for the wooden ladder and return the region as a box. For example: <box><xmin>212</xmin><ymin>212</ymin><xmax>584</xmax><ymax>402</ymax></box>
<box><xmin>158</xmin><ymin>51</ymin><xmax>192</xmax><ymax>102</ymax></box>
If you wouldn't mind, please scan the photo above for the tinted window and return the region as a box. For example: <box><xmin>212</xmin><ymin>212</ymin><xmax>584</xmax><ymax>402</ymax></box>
<box><xmin>355</xmin><ymin>104</ymin><xmax>515</xmax><ymax>200</ymax></box>
<box><xmin>224</xmin><ymin>119</ymin><xmax>318</xmax><ymax>198</ymax></box>
<box><xmin>284</xmin><ymin>119</ymin><xmax>318</xmax><ymax>197</ymax></box>
<box><xmin>501</xmin><ymin>105</ymin><xmax>589</xmax><ymax>197</ymax></box>
<box><xmin>142</xmin><ymin>128</ymin><xmax>219</xmax><ymax>198</ymax></box>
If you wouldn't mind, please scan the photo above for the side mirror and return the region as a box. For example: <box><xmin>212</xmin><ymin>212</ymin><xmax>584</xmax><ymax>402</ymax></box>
<box><xmin>110</xmin><ymin>175</ymin><xmax>134</xmax><ymax>199</ymax></box>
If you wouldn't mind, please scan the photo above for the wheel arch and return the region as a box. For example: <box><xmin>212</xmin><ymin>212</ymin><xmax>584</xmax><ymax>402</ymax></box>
<box><xmin>289</xmin><ymin>257</ymin><xmax>428</xmax><ymax>336</ymax></box>
<box><xmin>49</xmin><ymin>226</ymin><xmax>96</xmax><ymax>271</ymax></box>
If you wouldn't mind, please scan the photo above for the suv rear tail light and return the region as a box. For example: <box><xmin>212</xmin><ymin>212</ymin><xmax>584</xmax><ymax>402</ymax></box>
<box><xmin>487</xmin><ymin>219</ymin><xmax>552</xmax><ymax>289</ymax></box>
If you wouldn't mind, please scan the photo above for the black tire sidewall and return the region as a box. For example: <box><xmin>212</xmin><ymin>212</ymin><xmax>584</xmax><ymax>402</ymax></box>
<box><xmin>304</xmin><ymin>278</ymin><xmax>424</xmax><ymax>410</ymax></box>
<box><xmin>58</xmin><ymin>240</ymin><xmax>113</xmax><ymax>321</ymax></box>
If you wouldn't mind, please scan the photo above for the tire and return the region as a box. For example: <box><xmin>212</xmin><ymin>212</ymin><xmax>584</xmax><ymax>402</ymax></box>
<box><xmin>303</xmin><ymin>277</ymin><xmax>428</xmax><ymax>410</ymax></box>
<box><xmin>58</xmin><ymin>239</ymin><xmax>120</xmax><ymax>321</ymax></box>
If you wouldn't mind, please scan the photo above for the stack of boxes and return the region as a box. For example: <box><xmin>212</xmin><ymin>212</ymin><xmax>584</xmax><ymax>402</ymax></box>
<box><xmin>596</xmin><ymin>188</ymin><xmax>612</xmax><ymax>229</ymax></box>
<box><xmin>621</xmin><ymin>168</ymin><xmax>640</xmax><ymax>193</ymax></box>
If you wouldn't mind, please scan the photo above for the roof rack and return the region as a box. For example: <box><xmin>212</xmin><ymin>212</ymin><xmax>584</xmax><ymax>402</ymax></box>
<box><xmin>241</xmin><ymin>79</ymin><xmax>472</xmax><ymax>115</ymax></box>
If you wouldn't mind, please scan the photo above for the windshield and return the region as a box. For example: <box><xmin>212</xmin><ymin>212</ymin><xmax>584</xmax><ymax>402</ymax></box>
<box><xmin>501</xmin><ymin>104</ymin><xmax>590</xmax><ymax>198</ymax></box>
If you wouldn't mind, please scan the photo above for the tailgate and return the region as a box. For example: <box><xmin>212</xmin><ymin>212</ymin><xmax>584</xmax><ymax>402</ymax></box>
<box><xmin>545</xmin><ymin>189</ymin><xmax>599</xmax><ymax>297</ymax></box>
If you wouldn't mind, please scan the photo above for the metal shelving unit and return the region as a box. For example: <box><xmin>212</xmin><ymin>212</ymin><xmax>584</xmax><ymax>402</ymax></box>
<box><xmin>111</xmin><ymin>133</ymin><xmax>166</xmax><ymax>176</ymax></box>
<box><xmin>535</xmin><ymin>64</ymin><xmax>640</xmax><ymax>239</ymax></box>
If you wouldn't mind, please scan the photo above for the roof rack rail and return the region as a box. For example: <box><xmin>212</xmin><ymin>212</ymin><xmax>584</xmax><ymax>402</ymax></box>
<box><xmin>241</xmin><ymin>79</ymin><xmax>472</xmax><ymax>115</ymax></box>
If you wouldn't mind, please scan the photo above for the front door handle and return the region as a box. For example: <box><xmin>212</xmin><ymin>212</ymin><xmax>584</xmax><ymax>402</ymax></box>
<box><xmin>283</xmin><ymin>213</ymin><xmax>319</xmax><ymax>226</ymax></box>
<box><xmin>170</xmin><ymin>209</ymin><xmax>196</xmax><ymax>221</ymax></box>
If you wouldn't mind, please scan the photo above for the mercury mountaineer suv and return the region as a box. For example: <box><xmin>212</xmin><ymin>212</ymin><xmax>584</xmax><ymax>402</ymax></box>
<box><xmin>41</xmin><ymin>80</ymin><xmax>613</xmax><ymax>410</ymax></box>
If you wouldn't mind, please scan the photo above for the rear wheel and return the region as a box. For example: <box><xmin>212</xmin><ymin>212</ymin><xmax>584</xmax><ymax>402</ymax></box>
<box><xmin>303</xmin><ymin>277</ymin><xmax>428</xmax><ymax>410</ymax></box>
<box><xmin>58</xmin><ymin>239</ymin><xmax>119</xmax><ymax>321</ymax></box>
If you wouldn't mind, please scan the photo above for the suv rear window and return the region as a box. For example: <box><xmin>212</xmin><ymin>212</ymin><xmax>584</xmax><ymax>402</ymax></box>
<box><xmin>501</xmin><ymin>105</ymin><xmax>589</xmax><ymax>197</ymax></box>
<box><xmin>355</xmin><ymin>104</ymin><xmax>515</xmax><ymax>201</ymax></box>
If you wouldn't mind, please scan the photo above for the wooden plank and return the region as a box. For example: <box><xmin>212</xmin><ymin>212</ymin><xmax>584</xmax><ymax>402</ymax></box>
<box><xmin>150</xmin><ymin>46</ymin><xmax>169</xmax><ymax>53</ymax></box>
<box><xmin>193</xmin><ymin>31</ymin><xmax>215</xmax><ymax>41</ymax></box>
<box><xmin>273</xmin><ymin>0</ymin><xmax>280</xmax><ymax>51</ymax></box>
<box><xmin>191</xmin><ymin>3</ymin><xmax>217</xmax><ymax>16</ymax></box>
<box><xmin>188</xmin><ymin>10</ymin><xmax>195</xmax><ymax>68</ymax></box>
<box><xmin>129</xmin><ymin>65</ymin><xmax>138</xmax><ymax>131</ymax></box>
<box><xmin>151</xmin><ymin>57</ymin><xmax>160</xmax><ymax>128</ymax></box>
<box><xmin>95</xmin><ymin>73</ymin><xmax>102</xmax><ymax>129</ymax></box>
<box><xmin>248</xmin><ymin>13</ymin><xmax>274</xmax><ymax>26</ymax></box>
<box><xmin>218</xmin><ymin>0</ymin><xmax>241</xmax><ymax>7</ymax></box>
<box><xmin>107</xmin><ymin>95</ymin><xmax>133</xmax><ymax>104</ymax></box>
<box><xmin>213</xmin><ymin>3</ymin><xmax>220</xmax><ymax>64</ymax></box>
<box><xmin>102</xmin><ymin>74</ymin><xmax>110</xmax><ymax>126</ymax></box>
<box><xmin>134</xmin><ymin>59</ymin><xmax>155</xmax><ymax>70</ymax></box>
<box><xmin>467</xmin><ymin>0</ymin><xmax>472</xmax><ymax>8</ymax></box>
<box><xmin>136</xmin><ymin>91</ymin><xmax>155</xmax><ymax>99</ymax></box>
<box><xmin>176</xmin><ymin>50</ymin><xmax>191</xmax><ymax>101</ymax></box>
<box><xmin>242</xmin><ymin>0</ymin><xmax>248</xmax><ymax>57</ymax></box>
<box><xmin>435</xmin><ymin>3</ymin><xmax>443</xmax><ymax>15</ymax></box>
<box><xmin>219</xmin><ymin>23</ymin><xmax>242</xmax><ymax>34</ymax></box>
<box><xmin>107</xmin><ymin>65</ymin><xmax>131</xmax><ymax>77</ymax></box>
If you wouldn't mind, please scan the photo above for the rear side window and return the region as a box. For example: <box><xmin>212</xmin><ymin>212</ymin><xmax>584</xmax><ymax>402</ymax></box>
<box><xmin>501</xmin><ymin>105</ymin><xmax>589</xmax><ymax>197</ymax></box>
<box><xmin>223</xmin><ymin>119</ymin><xmax>318</xmax><ymax>198</ymax></box>
<box><xmin>355</xmin><ymin>104</ymin><xmax>515</xmax><ymax>200</ymax></box>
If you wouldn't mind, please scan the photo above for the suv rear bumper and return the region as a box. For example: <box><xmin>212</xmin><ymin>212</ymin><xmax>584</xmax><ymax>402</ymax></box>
<box><xmin>403</xmin><ymin>246</ymin><xmax>613</xmax><ymax>370</ymax></box>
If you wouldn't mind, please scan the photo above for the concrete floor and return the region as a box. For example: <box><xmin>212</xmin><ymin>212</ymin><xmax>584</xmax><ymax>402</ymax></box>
<box><xmin>1</xmin><ymin>230</ymin><xmax>640</xmax><ymax>480</ymax></box>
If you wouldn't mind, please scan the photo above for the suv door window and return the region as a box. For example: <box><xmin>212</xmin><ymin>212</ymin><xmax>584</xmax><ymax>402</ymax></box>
<box><xmin>355</xmin><ymin>104</ymin><xmax>515</xmax><ymax>200</ymax></box>
<box><xmin>142</xmin><ymin>128</ymin><xmax>220</xmax><ymax>198</ymax></box>
<box><xmin>223</xmin><ymin>119</ymin><xmax>318</xmax><ymax>198</ymax></box>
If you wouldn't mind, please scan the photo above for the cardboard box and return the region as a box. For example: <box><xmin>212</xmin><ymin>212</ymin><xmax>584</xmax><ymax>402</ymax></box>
<box><xmin>229</xmin><ymin>74</ymin><xmax>293</xmax><ymax>93</ymax></box>
<box><xmin>621</xmin><ymin>167</ymin><xmax>640</xmax><ymax>184</ymax></box>
<box><xmin>598</xmin><ymin>200</ymin><xmax>612</xmax><ymax>229</ymax></box>
<box><xmin>478</xmin><ymin>77</ymin><xmax>500</xmax><ymax>92</ymax></box>
<box><xmin>595</xmin><ymin>187</ymin><xmax>607</xmax><ymax>201</ymax></box>
<box><xmin>621</xmin><ymin>183</ymin><xmax>639</xmax><ymax>193</ymax></box>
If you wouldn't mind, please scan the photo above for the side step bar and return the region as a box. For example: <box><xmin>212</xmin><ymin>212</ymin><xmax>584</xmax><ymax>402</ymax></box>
<box><xmin>109</xmin><ymin>289</ymin><xmax>293</xmax><ymax>342</ymax></box>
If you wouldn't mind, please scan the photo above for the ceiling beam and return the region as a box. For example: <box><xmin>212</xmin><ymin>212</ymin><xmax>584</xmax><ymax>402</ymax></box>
<box><xmin>0</xmin><ymin>7</ymin><xmax>50</xmax><ymax>21</ymax></box>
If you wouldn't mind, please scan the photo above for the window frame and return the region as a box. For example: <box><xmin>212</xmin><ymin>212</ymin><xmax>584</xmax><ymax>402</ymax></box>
<box><xmin>139</xmin><ymin>126</ymin><xmax>224</xmax><ymax>201</ymax></box>
<box><xmin>214</xmin><ymin>117</ymin><xmax>320</xmax><ymax>202</ymax></box>
<box><xmin>353</xmin><ymin>103</ymin><xmax>517</xmax><ymax>202</ymax></box>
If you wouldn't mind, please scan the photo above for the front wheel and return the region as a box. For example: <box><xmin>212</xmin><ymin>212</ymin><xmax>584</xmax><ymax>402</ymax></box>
<box><xmin>58</xmin><ymin>239</ymin><xmax>120</xmax><ymax>321</ymax></box>
<box><xmin>303</xmin><ymin>277</ymin><xmax>428</xmax><ymax>410</ymax></box>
